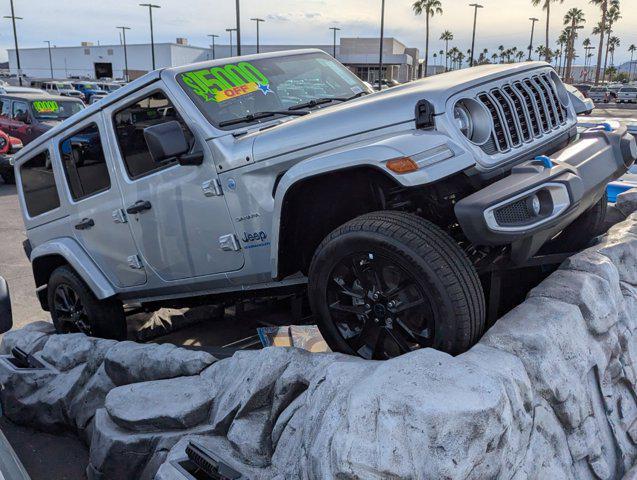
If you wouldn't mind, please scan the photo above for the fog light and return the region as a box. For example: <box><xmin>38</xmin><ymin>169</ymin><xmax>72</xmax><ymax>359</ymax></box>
<box><xmin>529</xmin><ymin>194</ymin><xmax>541</xmax><ymax>216</ymax></box>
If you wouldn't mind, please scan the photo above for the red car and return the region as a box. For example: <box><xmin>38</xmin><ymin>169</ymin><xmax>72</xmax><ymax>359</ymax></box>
<box><xmin>0</xmin><ymin>129</ymin><xmax>22</xmax><ymax>184</ymax></box>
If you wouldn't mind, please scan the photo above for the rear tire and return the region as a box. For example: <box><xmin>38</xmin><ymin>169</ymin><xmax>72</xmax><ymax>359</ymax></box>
<box><xmin>47</xmin><ymin>266</ymin><xmax>127</xmax><ymax>340</ymax></box>
<box><xmin>308</xmin><ymin>211</ymin><xmax>485</xmax><ymax>359</ymax></box>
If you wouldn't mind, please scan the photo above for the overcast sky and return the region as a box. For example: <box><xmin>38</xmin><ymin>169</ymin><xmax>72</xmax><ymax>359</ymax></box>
<box><xmin>1</xmin><ymin>0</ymin><xmax>635</xmax><ymax>65</ymax></box>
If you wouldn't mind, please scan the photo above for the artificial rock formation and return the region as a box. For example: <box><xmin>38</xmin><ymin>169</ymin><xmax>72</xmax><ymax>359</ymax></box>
<box><xmin>3</xmin><ymin>191</ymin><xmax>637</xmax><ymax>479</ymax></box>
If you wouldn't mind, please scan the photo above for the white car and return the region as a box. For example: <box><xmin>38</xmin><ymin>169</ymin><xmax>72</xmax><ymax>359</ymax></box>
<box><xmin>588</xmin><ymin>86</ymin><xmax>611</xmax><ymax>103</ymax></box>
<box><xmin>617</xmin><ymin>86</ymin><xmax>637</xmax><ymax>104</ymax></box>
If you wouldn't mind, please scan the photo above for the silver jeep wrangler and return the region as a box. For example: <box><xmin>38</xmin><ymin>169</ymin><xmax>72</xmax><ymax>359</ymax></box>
<box><xmin>13</xmin><ymin>49</ymin><xmax>637</xmax><ymax>359</ymax></box>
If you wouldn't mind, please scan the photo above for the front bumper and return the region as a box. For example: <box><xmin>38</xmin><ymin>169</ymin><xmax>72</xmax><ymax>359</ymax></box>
<box><xmin>455</xmin><ymin>125</ymin><xmax>637</xmax><ymax>262</ymax></box>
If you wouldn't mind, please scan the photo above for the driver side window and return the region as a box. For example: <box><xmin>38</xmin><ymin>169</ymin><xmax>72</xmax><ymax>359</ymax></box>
<box><xmin>113</xmin><ymin>91</ymin><xmax>193</xmax><ymax>180</ymax></box>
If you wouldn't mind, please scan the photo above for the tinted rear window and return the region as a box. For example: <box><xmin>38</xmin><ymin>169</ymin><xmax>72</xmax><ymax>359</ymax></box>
<box><xmin>20</xmin><ymin>150</ymin><xmax>60</xmax><ymax>217</ymax></box>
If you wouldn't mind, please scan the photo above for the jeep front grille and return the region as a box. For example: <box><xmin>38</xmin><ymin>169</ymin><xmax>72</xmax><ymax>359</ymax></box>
<box><xmin>477</xmin><ymin>73</ymin><xmax>568</xmax><ymax>154</ymax></box>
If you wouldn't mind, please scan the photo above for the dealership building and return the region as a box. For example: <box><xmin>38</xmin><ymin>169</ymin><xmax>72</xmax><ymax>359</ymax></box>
<box><xmin>7</xmin><ymin>36</ymin><xmax>422</xmax><ymax>84</ymax></box>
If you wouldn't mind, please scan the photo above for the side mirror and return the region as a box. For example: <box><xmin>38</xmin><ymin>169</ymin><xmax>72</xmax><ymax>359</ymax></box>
<box><xmin>143</xmin><ymin>121</ymin><xmax>202</xmax><ymax>165</ymax></box>
<box><xmin>0</xmin><ymin>276</ymin><xmax>13</xmax><ymax>334</ymax></box>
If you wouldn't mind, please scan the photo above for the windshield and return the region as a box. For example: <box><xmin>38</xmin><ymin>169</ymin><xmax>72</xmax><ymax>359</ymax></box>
<box><xmin>620</xmin><ymin>87</ymin><xmax>637</xmax><ymax>93</ymax></box>
<box><xmin>31</xmin><ymin>100</ymin><xmax>84</xmax><ymax>120</ymax></box>
<box><xmin>590</xmin><ymin>87</ymin><xmax>606</xmax><ymax>92</ymax></box>
<box><xmin>56</xmin><ymin>83</ymin><xmax>73</xmax><ymax>90</ymax></box>
<box><xmin>177</xmin><ymin>52</ymin><xmax>371</xmax><ymax>129</ymax></box>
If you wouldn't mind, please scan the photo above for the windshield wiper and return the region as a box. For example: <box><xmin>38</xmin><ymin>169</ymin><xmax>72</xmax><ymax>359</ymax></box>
<box><xmin>218</xmin><ymin>110</ymin><xmax>309</xmax><ymax>128</ymax></box>
<box><xmin>287</xmin><ymin>91</ymin><xmax>368</xmax><ymax>111</ymax></box>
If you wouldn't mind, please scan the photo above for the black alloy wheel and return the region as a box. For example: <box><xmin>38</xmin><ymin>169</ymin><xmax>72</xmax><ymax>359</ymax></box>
<box><xmin>326</xmin><ymin>252</ymin><xmax>435</xmax><ymax>359</ymax></box>
<box><xmin>52</xmin><ymin>283</ymin><xmax>92</xmax><ymax>335</ymax></box>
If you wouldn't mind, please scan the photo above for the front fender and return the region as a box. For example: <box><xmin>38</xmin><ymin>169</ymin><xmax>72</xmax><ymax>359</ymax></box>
<box><xmin>30</xmin><ymin>238</ymin><xmax>116</xmax><ymax>300</ymax></box>
<box><xmin>268</xmin><ymin>130</ymin><xmax>475</xmax><ymax>277</ymax></box>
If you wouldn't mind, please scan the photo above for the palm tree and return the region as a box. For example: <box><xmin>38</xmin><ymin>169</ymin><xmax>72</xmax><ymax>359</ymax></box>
<box><xmin>602</xmin><ymin>4</ymin><xmax>620</xmax><ymax>83</ymax></box>
<box><xmin>608</xmin><ymin>36</ymin><xmax>620</xmax><ymax>78</ymax></box>
<box><xmin>439</xmin><ymin>30</ymin><xmax>453</xmax><ymax>71</ymax></box>
<box><xmin>629</xmin><ymin>44</ymin><xmax>637</xmax><ymax>82</ymax></box>
<box><xmin>563</xmin><ymin>8</ymin><xmax>585</xmax><ymax>82</ymax></box>
<box><xmin>589</xmin><ymin>0</ymin><xmax>618</xmax><ymax>84</ymax></box>
<box><xmin>516</xmin><ymin>50</ymin><xmax>525</xmax><ymax>62</ymax></box>
<box><xmin>582</xmin><ymin>37</ymin><xmax>591</xmax><ymax>67</ymax></box>
<box><xmin>531</xmin><ymin>0</ymin><xmax>565</xmax><ymax>62</ymax></box>
<box><xmin>557</xmin><ymin>30</ymin><xmax>569</xmax><ymax>76</ymax></box>
<box><xmin>498</xmin><ymin>45</ymin><xmax>505</xmax><ymax>63</ymax></box>
<box><xmin>413</xmin><ymin>0</ymin><xmax>443</xmax><ymax>78</ymax></box>
<box><xmin>491</xmin><ymin>52</ymin><xmax>498</xmax><ymax>63</ymax></box>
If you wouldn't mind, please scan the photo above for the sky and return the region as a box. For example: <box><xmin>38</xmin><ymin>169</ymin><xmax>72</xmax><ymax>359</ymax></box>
<box><xmin>0</xmin><ymin>0</ymin><xmax>635</xmax><ymax>65</ymax></box>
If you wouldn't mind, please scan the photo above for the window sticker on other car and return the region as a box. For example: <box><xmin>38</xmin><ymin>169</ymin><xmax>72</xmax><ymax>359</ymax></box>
<box><xmin>180</xmin><ymin>62</ymin><xmax>270</xmax><ymax>103</ymax></box>
<box><xmin>33</xmin><ymin>100</ymin><xmax>59</xmax><ymax>113</ymax></box>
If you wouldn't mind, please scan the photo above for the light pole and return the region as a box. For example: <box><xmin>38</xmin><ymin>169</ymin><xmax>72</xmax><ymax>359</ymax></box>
<box><xmin>226</xmin><ymin>28</ymin><xmax>237</xmax><ymax>57</ymax></box>
<box><xmin>117</xmin><ymin>26</ymin><xmax>131</xmax><ymax>82</ymax></box>
<box><xmin>208</xmin><ymin>34</ymin><xmax>219</xmax><ymax>59</ymax></box>
<box><xmin>139</xmin><ymin>3</ymin><xmax>160</xmax><ymax>70</ymax></box>
<box><xmin>329</xmin><ymin>27</ymin><xmax>341</xmax><ymax>59</ymax></box>
<box><xmin>4</xmin><ymin>0</ymin><xmax>23</xmax><ymax>86</ymax></box>
<box><xmin>235</xmin><ymin>0</ymin><xmax>241</xmax><ymax>56</ymax></box>
<box><xmin>527</xmin><ymin>17</ymin><xmax>539</xmax><ymax>61</ymax></box>
<box><xmin>250</xmin><ymin>18</ymin><xmax>265</xmax><ymax>53</ymax></box>
<box><xmin>378</xmin><ymin>0</ymin><xmax>385</xmax><ymax>90</ymax></box>
<box><xmin>43</xmin><ymin>40</ymin><xmax>53</xmax><ymax>79</ymax></box>
<box><xmin>468</xmin><ymin>3</ymin><xmax>483</xmax><ymax>67</ymax></box>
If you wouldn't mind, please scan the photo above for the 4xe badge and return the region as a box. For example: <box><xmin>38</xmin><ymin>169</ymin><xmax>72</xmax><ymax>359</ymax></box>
<box><xmin>241</xmin><ymin>230</ymin><xmax>270</xmax><ymax>249</ymax></box>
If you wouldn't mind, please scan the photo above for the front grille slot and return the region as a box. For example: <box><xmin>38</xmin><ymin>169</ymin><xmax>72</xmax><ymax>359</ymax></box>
<box><xmin>478</xmin><ymin>93</ymin><xmax>509</xmax><ymax>152</ymax></box>
<box><xmin>476</xmin><ymin>71</ymin><xmax>570</xmax><ymax>156</ymax></box>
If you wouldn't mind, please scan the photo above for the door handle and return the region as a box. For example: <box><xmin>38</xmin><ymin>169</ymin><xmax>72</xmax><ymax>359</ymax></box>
<box><xmin>74</xmin><ymin>218</ymin><xmax>95</xmax><ymax>230</ymax></box>
<box><xmin>126</xmin><ymin>200</ymin><xmax>152</xmax><ymax>214</ymax></box>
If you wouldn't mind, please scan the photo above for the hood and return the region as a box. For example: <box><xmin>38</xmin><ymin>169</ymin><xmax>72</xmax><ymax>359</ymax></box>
<box><xmin>251</xmin><ymin>62</ymin><xmax>551</xmax><ymax>162</ymax></box>
<box><xmin>39</xmin><ymin>120</ymin><xmax>62</xmax><ymax>129</ymax></box>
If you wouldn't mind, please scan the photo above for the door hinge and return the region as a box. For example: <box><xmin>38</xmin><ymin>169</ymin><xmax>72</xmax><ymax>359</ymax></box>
<box><xmin>112</xmin><ymin>209</ymin><xmax>128</xmax><ymax>224</ymax></box>
<box><xmin>219</xmin><ymin>234</ymin><xmax>241</xmax><ymax>252</ymax></box>
<box><xmin>127</xmin><ymin>255</ymin><xmax>144</xmax><ymax>269</ymax></box>
<box><xmin>202</xmin><ymin>178</ymin><xmax>223</xmax><ymax>197</ymax></box>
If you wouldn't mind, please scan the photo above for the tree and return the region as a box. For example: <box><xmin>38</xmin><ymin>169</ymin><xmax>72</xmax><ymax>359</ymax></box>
<box><xmin>582</xmin><ymin>37</ymin><xmax>591</xmax><ymax>67</ymax></box>
<box><xmin>629</xmin><ymin>44</ymin><xmax>637</xmax><ymax>82</ymax></box>
<box><xmin>589</xmin><ymin>0</ymin><xmax>618</xmax><ymax>84</ymax></box>
<box><xmin>413</xmin><ymin>0</ymin><xmax>443</xmax><ymax>78</ymax></box>
<box><xmin>608</xmin><ymin>36</ymin><xmax>620</xmax><ymax>78</ymax></box>
<box><xmin>439</xmin><ymin>30</ymin><xmax>453</xmax><ymax>71</ymax></box>
<box><xmin>557</xmin><ymin>30</ymin><xmax>569</xmax><ymax>76</ymax></box>
<box><xmin>516</xmin><ymin>50</ymin><xmax>525</xmax><ymax>62</ymax></box>
<box><xmin>602</xmin><ymin>4</ymin><xmax>620</xmax><ymax>83</ymax></box>
<box><xmin>531</xmin><ymin>0</ymin><xmax>565</xmax><ymax>62</ymax></box>
<box><xmin>563</xmin><ymin>8</ymin><xmax>585</xmax><ymax>82</ymax></box>
<box><xmin>498</xmin><ymin>45</ymin><xmax>505</xmax><ymax>63</ymax></box>
<box><xmin>491</xmin><ymin>52</ymin><xmax>498</xmax><ymax>63</ymax></box>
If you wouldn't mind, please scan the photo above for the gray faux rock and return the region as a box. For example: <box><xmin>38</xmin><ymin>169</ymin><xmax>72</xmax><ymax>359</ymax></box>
<box><xmin>5</xmin><ymin>192</ymin><xmax>637</xmax><ymax>479</ymax></box>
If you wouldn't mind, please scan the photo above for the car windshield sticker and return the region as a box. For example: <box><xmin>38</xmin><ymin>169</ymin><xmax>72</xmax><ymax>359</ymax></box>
<box><xmin>33</xmin><ymin>100</ymin><xmax>59</xmax><ymax>113</ymax></box>
<box><xmin>180</xmin><ymin>62</ymin><xmax>270</xmax><ymax>103</ymax></box>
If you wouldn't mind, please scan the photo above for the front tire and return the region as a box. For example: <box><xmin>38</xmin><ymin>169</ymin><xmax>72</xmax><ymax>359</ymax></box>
<box><xmin>308</xmin><ymin>211</ymin><xmax>485</xmax><ymax>359</ymax></box>
<box><xmin>48</xmin><ymin>266</ymin><xmax>127</xmax><ymax>340</ymax></box>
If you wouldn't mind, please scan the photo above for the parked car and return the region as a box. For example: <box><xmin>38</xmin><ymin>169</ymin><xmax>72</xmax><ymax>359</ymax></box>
<box><xmin>97</xmin><ymin>82</ymin><xmax>122</xmax><ymax>93</ymax></box>
<box><xmin>0</xmin><ymin>86</ymin><xmax>49</xmax><ymax>95</ymax></box>
<box><xmin>71</xmin><ymin>82</ymin><xmax>107</xmax><ymax>103</ymax></box>
<box><xmin>617</xmin><ymin>86</ymin><xmax>637</xmax><ymax>104</ymax></box>
<box><xmin>572</xmin><ymin>83</ymin><xmax>592</xmax><ymax>97</ymax></box>
<box><xmin>12</xmin><ymin>50</ymin><xmax>637</xmax><ymax>360</ymax></box>
<box><xmin>588</xmin><ymin>86</ymin><xmax>611</xmax><ymax>103</ymax></box>
<box><xmin>88</xmin><ymin>93</ymin><xmax>108</xmax><ymax>105</ymax></box>
<box><xmin>39</xmin><ymin>81</ymin><xmax>85</xmax><ymax>101</ymax></box>
<box><xmin>0</xmin><ymin>129</ymin><xmax>23</xmax><ymax>183</ymax></box>
<box><xmin>566</xmin><ymin>84</ymin><xmax>595</xmax><ymax>115</ymax></box>
<box><xmin>0</xmin><ymin>93</ymin><xmax>85</xmax><ymax>146</ymax></box>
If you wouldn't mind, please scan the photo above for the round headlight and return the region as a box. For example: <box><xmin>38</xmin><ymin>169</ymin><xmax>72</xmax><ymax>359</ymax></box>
<box><xmin>454</xmin><ymin>104</ymin><xmax>473</xmax><ymax>139</ymax></box>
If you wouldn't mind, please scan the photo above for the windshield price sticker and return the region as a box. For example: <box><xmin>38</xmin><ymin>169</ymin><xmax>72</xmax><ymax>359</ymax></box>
<box><xmin>181</xmin><ymin>62</ymin><xmax>271</xmax><ymax>103</ymax></box>
<box><xmin>33</xmin><ymin>100</ymin><xmax>59</xmax><ymax>113</ymax></box>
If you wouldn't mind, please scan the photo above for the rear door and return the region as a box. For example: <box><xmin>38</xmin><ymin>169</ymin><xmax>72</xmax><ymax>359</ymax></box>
<box><xmin>55</xmin><ymin>113</ymin><xmax>147</xmax><ymax>287</ymax></box>
<box><xmin>102</xmin><ymin>84</ymin><xmax>244</xmax><ymax>281</ymax></box>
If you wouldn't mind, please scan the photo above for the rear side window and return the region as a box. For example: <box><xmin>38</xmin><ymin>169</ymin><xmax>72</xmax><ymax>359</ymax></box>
<box><xmin>20</xmin><ymin>150</ymin><xmax>60</xmax><ymax>217</ymax></box>
<box><xmin>0</xmin><ymin>99</ymin><xmax>7</xmax><ymax>117</ymax></box>
<box><xmin>59</xmin><ymin>123</ymin><xmax>110</xmax><ymax>201</ymax></box>
<box><xmin>113</xmin><ymin>91</ymin><xmax>193</xmax><ymax>179</ymax></box>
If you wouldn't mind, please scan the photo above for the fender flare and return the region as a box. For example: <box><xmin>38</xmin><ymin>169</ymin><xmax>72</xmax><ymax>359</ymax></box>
<box><xmin>268</xmin><ymin>143</ymin><xmax>405</xmax><ymax>278</ymax></box>
<box><xmin>30</xmin><ymin>237</ymin><xmax>116</xmax><ymax>300</ymax></box>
